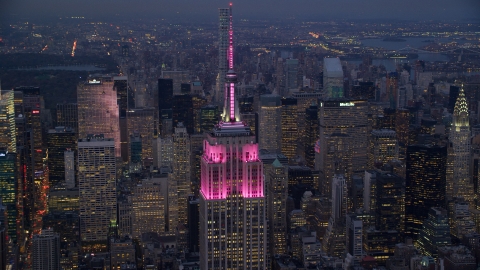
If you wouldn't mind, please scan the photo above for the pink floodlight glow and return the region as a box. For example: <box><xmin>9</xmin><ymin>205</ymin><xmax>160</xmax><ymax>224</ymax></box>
<box><xmin>242</xmin><ymin>143</ymin><xmax>259</xmax><ymax>161</ymax></box>
<box><xmin>230</xmin><ymin>83</ymin><xmax>235</xmax><ymax>121</ymax></box>
<box><xmin>203</xmin><ymin>141</ymin><xmax>226</xmax><ymax>163</ymax></box>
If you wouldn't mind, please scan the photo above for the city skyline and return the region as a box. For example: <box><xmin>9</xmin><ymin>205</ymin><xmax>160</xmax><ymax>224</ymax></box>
<box><xmin>1</xmin><ymin>0</ymin><xmax>479</xmax><ymax>22</ymax></box>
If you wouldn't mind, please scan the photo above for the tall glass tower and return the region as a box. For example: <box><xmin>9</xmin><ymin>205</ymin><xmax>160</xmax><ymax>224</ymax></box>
<box><xmin>216</xmin><ymin>5</ymin><xmax>230</xmax><ymax>107</ymax></box>
<box><xmin>200</xmin><ymin>5</ymin><xmax>267</xmax><ymax>269</ymax></box>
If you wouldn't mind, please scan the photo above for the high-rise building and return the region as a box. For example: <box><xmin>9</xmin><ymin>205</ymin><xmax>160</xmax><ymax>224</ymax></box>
<box><xmin>0</xmin><ymin>91</ymin><xmax>16</xmax><ymax>153</ymax></box>
<box><xmin>266</xmin><ymin>159</ymin><xmax>288</xmax><ymax>256</ymax></box>
<box><xmin>77</xmin><ymin>78</ymin><xmax>121</xmax><ymax>157</ymax></box>
<box><xmin>406</xmin><ymin>144</ymin><xmax>447</xmax><ymax>242</ymax></box>
<box><xmin>157</xmin><ymin>79</ymin><xmax>174</xmax><ymax>136</ymax></box>
<box><xmin>173</xmin><ymin>95</ymin><xmax>194</xmax><ymax>134</ymax></box>
<box><xmin>258</xmin><ymin>94</ymin><xmax>282</xmax><ymax>153</ymax></box>
<box><xmin>114</xmin><ymin>76</ymin><xmax>129</xmax><ymax>163</ymax></box>
<box><xmin>304</xmin><ymin>105</ymin><xmax>318</xmax><ymax>168</ymax></box>
<box><xmin>0</xmin><ymin>151</ymin><xmax>16</xmax><ymax>242</ymax></box>
<box><xmin>318</xmin><ymin>99</ymin><xmax>368</xmax><ymax>174</ymax></box>
<box><xmin>281</xmin><ymin>97</ymin><xmax>298</xmax><ymax>161</ymax></box>
<box><xmin>323</xmin><ymin>58</ymin><xmax>344</xmax><ymax>98</ymax></box>
<box><xmin>131</xmin><ymin>179</ymin><xmax>165</xmax><ymax>240</ymax></box>
<box><xmin>375</xmin><ymin>171</ymin><xmax>405</xmax><ymax>234</ymax></box>
<box><xmin>451</xmin><ymin>87</ymin><xmax>473</xmax><ymax>205</ymax></box>
<box><xmin>199</xmin><ymin>105</ymin><xmax>219</xmax><ymax>133</ymax></box>
<box><xmin>129</xmin><ymin>133</ymin><xmax>142</xmax><ymax>172</ymax></box>
<box><xmin>416</xmin><ymin>207</ymin><xmax>450</xmax><ymax>258</ymax></box>
<box><xmin>64</xmin><ymin>149</ymin><xmax>75</xmax><ymax>189</ymax></box>
<box><xmin>56</xmin><ymin>103</ymin><xmax>78</xmax><ymax>130</ymax></box>
<box><xmin>200</xmin><ymin>6</ymin><xmax>267</xmax><ymax>268</ymax></box>
<box><xmin>368</xmin><ymin>129</ymin><xmax>398</xmax><ymax>169</ymax></box>
<box><xmin>47</xmin><ymin>127</ymin><xmax>76</xmax><ymax>188</ymax></box>
<box><xmin>171</xmin><ymin>123</ymin><xmax>191</xmax><ymax>230</ymax></box>
<box><xmin>78</xmin><ymin>135</ymin><xmax>117</xmax><ymax>246</ymax></box>
<box><xmin>216</xmin><ymin>6</ymin><xmax>230</xmax><ymax>106</ymax></box>
<box><xmin>127</xmin><ymin>108</ymin><xmax>155</xmax><ymax>164</ymax></box>
<box><xmin>331</xmin><ymin>175</ymin><xmax>347</xmax><ymax>223</ymax></box>
<box><xmin>346</xmin><ymin>214</ymin><xmax>363</xmax><ymax>259</ymax></box>
<box><xmin>32</xmin><ymin>228</ymin><xmax>61</xmax><ymax>270</ymax></box>
<box><xmin>285</xmin><ymin>59</ymin><xmax>299</xmax><ymax>93</ymax></box>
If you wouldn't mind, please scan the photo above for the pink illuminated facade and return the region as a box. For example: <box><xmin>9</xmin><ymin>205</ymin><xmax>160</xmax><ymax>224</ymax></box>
<box><xmin>200</xmin><ymin>4</ymin><xmax>267</xmax><ymax>269</ymax></box>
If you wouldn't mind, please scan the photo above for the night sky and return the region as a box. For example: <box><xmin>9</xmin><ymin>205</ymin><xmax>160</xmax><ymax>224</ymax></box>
<box><xmin>1</xmin><ymin>0</ymin><xmax>479</xmax><ymax>21</ymax></box>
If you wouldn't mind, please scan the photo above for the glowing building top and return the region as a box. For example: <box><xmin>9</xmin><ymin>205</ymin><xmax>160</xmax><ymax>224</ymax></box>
<box><xmin>222</xmin><ymin>3</ymin><xmax>241</xmax><ymax>123</ymax></box>
<box><xmin>453</xmin><ymin>85</ymin><xmax>469</xmax><ymax>128</ymax></box>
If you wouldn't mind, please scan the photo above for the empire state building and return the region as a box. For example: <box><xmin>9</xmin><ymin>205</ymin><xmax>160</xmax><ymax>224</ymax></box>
<box><xmin>199</xmin><ymin>4</ymin><xmax>267</xmax><ymax>269</ymax></box>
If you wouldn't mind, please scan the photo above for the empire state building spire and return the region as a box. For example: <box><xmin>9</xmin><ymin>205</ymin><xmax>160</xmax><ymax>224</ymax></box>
<box><xmin>222</xmin><ymin>3</ymin><xmax>240</xmax><ymax>122</ymax></box>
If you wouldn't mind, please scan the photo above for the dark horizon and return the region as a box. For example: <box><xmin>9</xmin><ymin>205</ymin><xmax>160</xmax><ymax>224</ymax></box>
<box><xmin>1</xmin><ymin>0</ymin><xmax>480</xmax><ymax>23</ymax></box>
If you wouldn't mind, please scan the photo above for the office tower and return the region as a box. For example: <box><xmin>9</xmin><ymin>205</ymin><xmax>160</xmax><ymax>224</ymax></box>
<box><xmin>275</xmin><ymin>58</ymin><xmax>285</xmax><ymax>95</ymax></box>
<box><xmin>64</xmin><ymin>149</ymin><xmax>75</xmax><ymax>189</ymax></box>
<box><xmin>304</xmin><ymin>105</ymin><xmax>318</xmax><ymax>168</ymax></box>
<box><xmin>258</xmin><ymin>94</ymin><xmax>282</xmax><ymax>153</ymax></box>
<box><xmin>323</xmin><ymin>58</ymin><xmax>344</xmax><ymax>98</ymax></box>
<box><xmin>386</xmin><ymin>74</ymin><xmax>398</xmax><ymax>109</ymax></box>
<box><xmin>47</xmin><ymin>127</ymin><xmax>76</xmax><ymax>188</ymax></box>
<box><xmin>416</xmin><ymin>207</ymin><xmax>450</xmax><ymax>258</ymax></box>
<box><xmin>78</xmin><ymin>135</ymin><xmax>117</xmax><ymax>247</ymax></box>
<box><xmin>451</xmin><ymin>87</ymin><xmax>473</xmax><ymax>205</ymax></box>
<box><xmin>77</xmin><ymin>78</ymin><xmax>121</xmax><ymax>157</ymax></box>
<box><xmin>368</xmin><ymin>129</ymin><xmax>398</xmax><ymax>169</ymax></box>
<box><xmin>188</xmin><ymin>197</ymin><xmax>200</xmax><ymax>253</ymax></box>
<box><xmin>32</xmin><ymin>228</ymin><xmax>61</xmax><ymax>270</ymax></box>
<box><xmin>17</xmin><ymin>88</ymin><xmax>44</xmax><ymax>236</ymax></box>
<box><xmin>199</xmin><ymin>105</ymin><xmax>219</xmax><ymax>133</ymax></box>
<box><xmin>171</xmin><ymin>123</ymin><xmax>191</xmax><ymax>230</ymax></box>
<box><xmin>350</xmin><ymin>81</ymin><xmax>375</xmax><ymax>100</ymax></box>
<box><xmin>110</xmin><ymin>237</ymin><xmax>136</xmax><ymax>270</ymax></box>
<box><xmin>200</xmin><ymin>6</ymin><xmax>267</xmax><ymax>268</ymax></box>
<box><xmin>281</xmin><ymin>97</ymin><xmax>298</xmax><ymax>161</ymax></box>
<box><xmin>161</xmin><ymin>70</ymin><xmax>190</xmax><ymax>95</ymax></box>
<box><xmin>285</xmin><ymin>59</ymin><xmax>299</xmax><ymax>93</ymax></box>
<box><xmin>331</xmin><ymin>175</ymin><xmax>347</xmax><ymax>223</ymax></box>
<box><xmin>131</xmin><ymin>179</ymin><xmax>165</xmax><ymax>240</ymax></box>
<box><xmin>319</xmin><ymin>99</ymin><xmax>368</xmax><ymax>174</ymax></box>
<box><xmin>450</xmin><ymin>200</ymin><xmax>476</xmax><ymax>240</ymax></box>
<box><xmin>192</xmin><ymin>95</ymin><xmax>208</xmax><ymax>133</ymax></box>
<box><xmin>395</xmin><ymin>109</ymin><xmax>410</xmax><ymax>162</ymax></box>
<box><xmin>375</xmin><ymin>172</ymin><xmax>405</xmax><ymax>234</ymax></box>
<box><xmin>56</xmin><ymin>103</ymin><xmax>78</xmax><ymax>130</ymax></box>
<box><xmin>406</xmin><ymin>144</ymin><xmax>446</xmax><ymax>242</ymax></box>
<box><xmin>129</xmin><ymin>134</ymin><xmax>142</xmax><ymax>172</ymax></box>
<box><xmin>0</xmin><ymin>91</ymin><xmax>16</xmax><ymax>152</ymax></box>
<box><xmin>173</xmin><ymin>95</ymin><xmax>194</xmax><ymax>134</ymax></box>
<box><xmin>216</xmin><ymin>6</ymin><xmax>230</xmax><ymax>105</ymax></box>
<box><xmin>157</xmin><ymin>79</ymin><xmax>174</xmax><ymax>135</ymax></box>
<box><xmin>346</xmin><ymin>215</ymin><xmax>363</xmax><ymax>259</ymax></box>
<box><xmin>0</xmin><ymin>151</ymin><xmax>16</xmax><ymax>241</ymax></box>
<box><xmin>267</xmin><ymin>159</ymin><xmax>288</xmax><ymax>256</ymax></box>
<box><xmin>114</xmin><ymin>76</ymin><xmax>129</xmax><ymax>163</ymax></box>
<box><xmin>127</xmin><ymin>108</ymin><xmax>155</xmax><ymax>163</ymax></box>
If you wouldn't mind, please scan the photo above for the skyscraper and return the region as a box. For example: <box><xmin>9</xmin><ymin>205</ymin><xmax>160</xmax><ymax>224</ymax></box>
<box><xmin>406</xmin><ymin>144</ymin><xmax>447</xmax><ymax>242</ymax></box>
<box><xmin>281</xmin><ymin>97</ymin><xmax>298</xmax><ymax>161</ymax></box>
<box><xmin>216</xmin><ymin>6</ymin><xmax>230</xmax><ymax>106</ymax></box>
<box><xmin>267</xmin><ymin>159</ymin><xmax>288</xmax><ymax>257</ymax></box>
<box><xmin>451</xmin><ymin>86</ymin><xmax>473</xmax><ymax>205</ymax></box>
<box><xmin>0</xmin><ymin>90</ymin><xmax>16</xmax><ymax>153</ymax></box>
<box><xmin>258</xmin><ymin>94</ymin><xmax>282</xmax><ymax>153</ymax></box>
<box><xmin>47</xmin><ymin>126</ymin><xmax>76</xmax><ymax>188</ymax></box>
<box><xmin>32</xmin><ymin>228</ymin><xmax>60</xmax><ymax>270</ymax></box>
<box><xmin>131</xmin><ymin>179</ymin><xmax>165</xmax><ymax>240</ymax></box>
<box><xmin>200</xmin><ymin>6</ymin><xmax>267</xmax><ymax>268</ymax></box>
<box><xmin>323</xmin><ymin>58</ymin><xmax>344</xmax><ymax>98</ymax></box>
<box><xmin>0</xmin><ymin>151</ymin><xmax>17</xmax><ymax>242</ymax></box>
<box><xmin>78</xmin><ymin>135</ymin><xmax>117</xmax><ymax>247</ymax></box>
<box><xmin>171</xmin><ymin>123</ymin><xmax>191</xmax><ymax>231</ymax></box>
<box><xmin>77</xmin><ymin>78</ymin><xmax>121</xmax><ymax>157</ymax></box>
